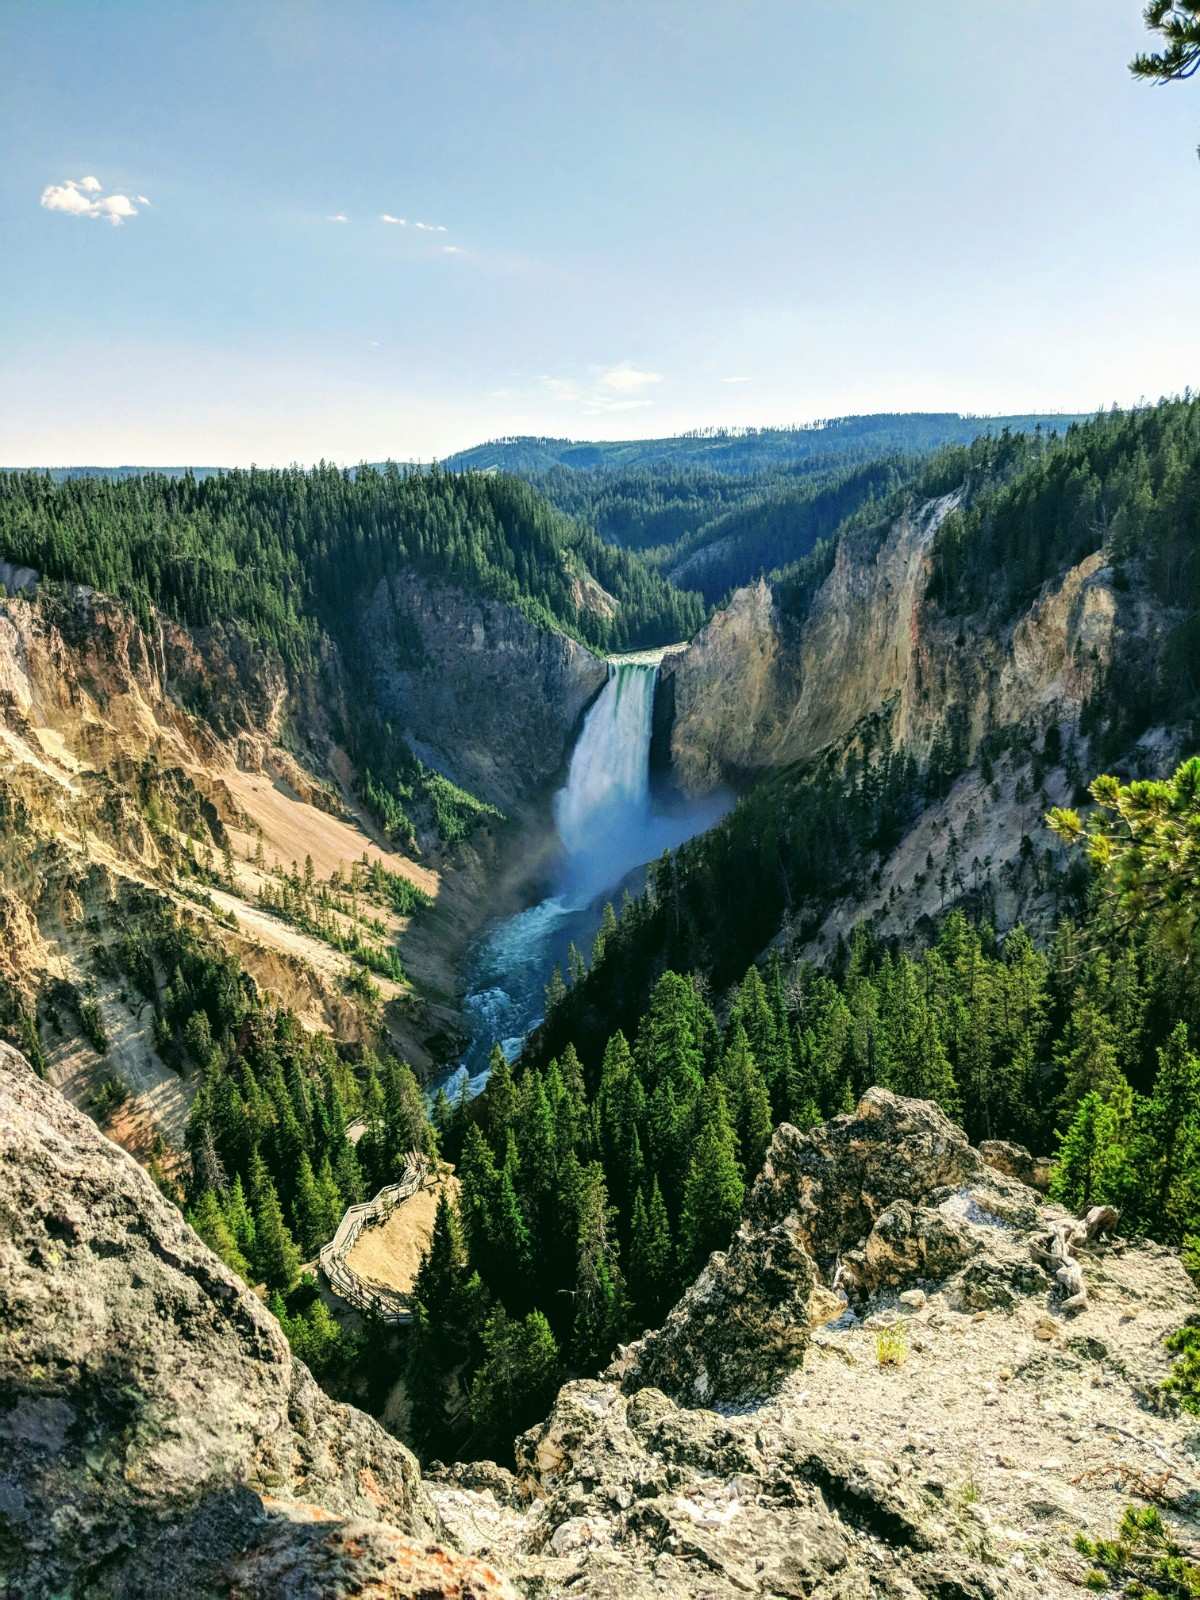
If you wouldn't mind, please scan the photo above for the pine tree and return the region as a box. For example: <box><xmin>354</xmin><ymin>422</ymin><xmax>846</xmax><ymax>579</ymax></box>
<box><xmin>571</xmin><ymin>1163</ymin><xmax>625</xmax><ymax>1369</ymax></box>
<box><xmin>1054</xmin><ymin>996</ymin><xmax>1123</xmax><ymax>1117</ymax></box>
<box><xmin>458</xmin><ymin>1123</ymin><xmax>501</xmax><ymax>1272</ymax></box>
<box><xmin>252</xmin><ymin>1167</ymin><xmax>303</xmax><ymax>1291</ymax></box>
<box><xmin>189</xmin><ymin>1189</ymin><xmax>252</xmax><ymax>1280</ymax></box>
<box><xmin>333</xmin><ymin>1136</ymin><xmax>365</xmax><ymax>1207</ymax></box>
<box><xmin>493</xmin><ymin>1152</ymin><xmax>535</xmax><ymax>1303</ymax></box>
<box><xmin>635</xmin><ymin>971</ymin><xmax>706</xmax><ymax>1096</ymax></box>
<box><xmin>468</xmin><ymin>1308</ymin><xmax>561</xmax><ymax>1458</ymax></box>
<box><xmin>545</xmin><ymin>965</ymin><xmax>567</xmax><ymax>1014</ymax></box>
<box><xmin>223</xmin><ymin>1173</ymin><xmax>257</xmax><ymax>1258</ymax></box>
<box><xmin>1050</xmin><ymin>1091</ymin><xmax>1129</xmax><ymax>1212</ymax></box>
<box><xmin>718</xmin><ymin>1023</ymin><xmax>774</xmax><ymax>1176</ymax></box>
<box><xmin>1131</xmin><ymin>1023</ymin><xmax>1200</xmax><ymax>1240</ymax></box>
<box><xmin>627</xmin><ymin>1178</ymin><xmax>675</xmax><ymax>1325</ymax></box>
<box><xmin>316</xmin><ymin>1153</ymin><xmax>345</xmax><ymax>1237</ymax></box>
<box><xmin>679</xmin><ymin>1086</ymin><xmax>745</xmax><ymax>1277</ymax></box>
<box><xmin>484</xmin><ymin>1045</ymin><xmax>517</xmax><ymax>1147</ymax></box>
<box><xmin>292</xmin><ymin>1152</ymin><xmax>328</xmax><ymax>1257</ymax></box>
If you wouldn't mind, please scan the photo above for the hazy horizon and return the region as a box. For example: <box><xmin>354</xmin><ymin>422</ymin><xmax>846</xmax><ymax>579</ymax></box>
<box><xmin>5</xmin><ymin>405</ymin><xmax>1106</xmax><ymax>472</ymax></box>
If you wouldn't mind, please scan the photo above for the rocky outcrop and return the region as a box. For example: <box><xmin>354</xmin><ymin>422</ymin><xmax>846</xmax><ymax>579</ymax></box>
<box><xmin>362</xmin><ymin>570</ymin><xmax>607</xmax><ymax>813</ymax></box>
<box><xmin>605</xmin><ymin>1214</ymin><xmax>815</xmax><ymax>1405</ymax></box>
<box><xmin>433</xmin><ymin>1091</ymin><xmax>1200</xmax><ymax>1598</ymax></box>
<box><xmin>0</xmin><ymin>1042</ymin><xmax>446</xmax><ymax>1596</ymax></box>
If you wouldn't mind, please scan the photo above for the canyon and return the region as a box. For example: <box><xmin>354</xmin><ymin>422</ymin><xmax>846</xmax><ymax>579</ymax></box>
<box><xmin>2</xmin><ymin>408</ymin><xmax>1199</xmax><ymax>1597</ymax></box>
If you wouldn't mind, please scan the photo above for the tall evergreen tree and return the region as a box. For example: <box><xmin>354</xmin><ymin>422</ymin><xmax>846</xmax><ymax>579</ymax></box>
<box><xmin>678</xmin><ymin>1086</ymin><xmax>745</xmax><ymax>1278</ymax></box>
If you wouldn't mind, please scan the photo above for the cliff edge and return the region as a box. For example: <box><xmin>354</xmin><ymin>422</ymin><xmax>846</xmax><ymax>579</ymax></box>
<box><xmin>3</xmin><ymin>1049</ymin><xmax>1199</xmax><ymax>1598</ymax></box>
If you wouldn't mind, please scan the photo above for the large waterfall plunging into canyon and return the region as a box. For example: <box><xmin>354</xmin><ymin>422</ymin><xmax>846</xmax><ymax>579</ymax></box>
<box><xmin>554</xmin><ymin>661</ymin><xmax>659</xmax><ymax>904</ymax></box>
<box><xmin>447</xmin><ymin>656</ymin><xmax>727</xmax><ymax>1095</ymax></box>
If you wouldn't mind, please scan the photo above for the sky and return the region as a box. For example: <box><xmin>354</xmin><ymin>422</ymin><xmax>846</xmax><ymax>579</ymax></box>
<box><xmin>2</xmin><ymin>0</ymin><xmax>1198</xmax><ymax>466</ymax></box>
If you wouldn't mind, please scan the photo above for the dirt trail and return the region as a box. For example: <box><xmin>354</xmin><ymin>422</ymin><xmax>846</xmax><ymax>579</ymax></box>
<box><xmin>345</xmin><ymin>1172</ymin><xmax>460</xmax><ymax>1295</ymax></box>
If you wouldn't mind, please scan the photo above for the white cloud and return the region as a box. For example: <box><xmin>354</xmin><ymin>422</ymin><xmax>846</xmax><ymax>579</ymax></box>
<box><xmin>380</xmin><ymin>213</ymin><xmax>407</xmax><ymax>225</ymax></box>
<box><xmin>536</xmin><ymin>364</ymin><xmax>664</xmax><ymax>414</ymax></box>
<box><xmin>442</xmin><ymin>244</ymin><xmax>464</xmax><ymax>255</ymax></box>
<box><xmin>328</xmin><ymin>212</ymin><xmax>349</xmax><ymax>222</ymax></box>
<box><xmin>40</xmin><ymin>176</ymin><xmax>148</xmax><ymax>226</ymax></box>
<box><xmin>40</xmin><ymin>182</ymin><xmax>95</xmax><ymax>216</ymax></box>
<box><xmin>95</xmin><ymin>194</ymin><xmax>138</xmax><ymax>224</ymax></box>
<box><xmin>721</xmin><ymin>375</ymin><xmax>751</xmax><ymax>384</ymax></box>
<box><xmin>414</xmin><ymin>220</ymin><xmax>447</xmax><ymax>232</ymax></box>
<box><xmin>597</xmin><ymin>362</ymin><xmax>663</xmax><ymax>393</ymax></box>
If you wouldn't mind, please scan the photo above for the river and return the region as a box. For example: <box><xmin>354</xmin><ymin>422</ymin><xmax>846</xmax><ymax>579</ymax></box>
<box><xmin>440</xmin><ymin>650</ymin><xmax>728</xmax><ymax>1097</ymax></box>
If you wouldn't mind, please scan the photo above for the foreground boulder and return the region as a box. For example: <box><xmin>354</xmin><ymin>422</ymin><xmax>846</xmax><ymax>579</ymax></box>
<box><xmin>0</xmin><ymin>1043</ymin><xmax>514</xmax><ymax>1598</ymax></box>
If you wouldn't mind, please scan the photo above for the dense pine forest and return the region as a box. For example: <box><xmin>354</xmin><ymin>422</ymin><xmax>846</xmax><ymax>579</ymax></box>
<box><xmin>534</xmin><ymin>456</ymin><xmax>914</xmax><ymax>605</ymax></box>
<box><xmin>0</xmin><ymin>464</ymin><xmax>705</xmax><ymax>664</ymax></box>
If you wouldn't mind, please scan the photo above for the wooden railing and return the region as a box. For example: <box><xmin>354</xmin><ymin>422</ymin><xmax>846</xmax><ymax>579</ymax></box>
<box><xmin>318</xmin><ymin>1152</ymin><xmax>430</xmax><ymax>1323</ymax></box>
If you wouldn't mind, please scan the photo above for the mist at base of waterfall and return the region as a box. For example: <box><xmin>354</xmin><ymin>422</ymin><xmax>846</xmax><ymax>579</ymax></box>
<box><xmin>440</xmin><ymin>661</ymin><xmax>730</xmax><ymax>1099</ymax></box>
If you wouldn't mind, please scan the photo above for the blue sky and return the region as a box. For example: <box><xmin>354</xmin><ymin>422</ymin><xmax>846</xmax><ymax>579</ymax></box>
<box><xmin>3</xmin><ymin>0</ymin><xmax>1198</xmax><ymax>465</ymax></box>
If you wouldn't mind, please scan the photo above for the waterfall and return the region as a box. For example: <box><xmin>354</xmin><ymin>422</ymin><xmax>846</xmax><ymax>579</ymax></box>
<box><xmin>445</xmin><ymin>650</ymin><xmax>727</xmax><ymax>1097</ymax></box>
<box><xmin>553</xmin><ymin>662</ymin><xmax>658</xmax><ymax>903</ymax></box>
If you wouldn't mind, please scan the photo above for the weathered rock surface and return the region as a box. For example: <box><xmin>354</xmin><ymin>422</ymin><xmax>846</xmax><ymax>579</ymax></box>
<box><xmin>363</xmin><ymin>570</ymin><xmax>607</xmax><ymax>812</ymax></box>
<box><xmin>0</xmin><ymin>1042</ymin><xmax>445</xmax><ymax>1597</ymax></box>
<box><xmin>979</xmin><ymin>1138</ymin><xmax>1053</xmax><ymax>1192</ymax></box>
<box><xmin>433</xmin><ymin>1091</ymin><xmax>1200</xmax><ymax>1598</ymax></box>
<box><xmin>661</xmin><ymin>495</ymin><xmax>1157</xmax><ymax>797</ymax></box>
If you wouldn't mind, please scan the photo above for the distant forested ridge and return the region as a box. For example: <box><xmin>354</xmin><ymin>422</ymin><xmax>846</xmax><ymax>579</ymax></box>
<box><xmin>436</xmin><ymin>412</ymin><xmax>1089</xmax><ymax>477</ymax></box>
<box><xmin>0</xmin><ymin>464</ymin><xmax>704</xmax><ymax>665</ymax></box>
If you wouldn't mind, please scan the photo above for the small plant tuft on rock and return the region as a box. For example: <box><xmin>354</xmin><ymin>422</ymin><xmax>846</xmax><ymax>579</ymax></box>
<box><xmin>875</xmin><ymin>1327</ymin><xmax>908</xmax><ymax>1367</ymax></box>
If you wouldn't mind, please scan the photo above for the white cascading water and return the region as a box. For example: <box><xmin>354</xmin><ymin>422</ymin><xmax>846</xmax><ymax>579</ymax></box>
<box><xmin>444</xmin><ymin>654</ymin><xmax>727</xmax><ymax>1096</ymax></box>
<box><xmin>554</xmin><ymin>662</ymin><xmax>658</xmax><ymax>904</ymax></box>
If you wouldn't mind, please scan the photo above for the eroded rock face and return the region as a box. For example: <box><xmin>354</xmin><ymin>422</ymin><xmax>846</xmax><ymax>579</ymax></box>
<box><xmin>362</xmin><ymin>570</ymin><xmax>608</xmax><ymax>812</ymax></box>
<box><xmin>660</xmin><ymin>494</ymin><xmax>1147</xmax><ymax>799</ymax></box>
<box><xmin>0</xmin><ymin>1043</ymin><xmax>441</xmax><ymax>1597</ymax></box>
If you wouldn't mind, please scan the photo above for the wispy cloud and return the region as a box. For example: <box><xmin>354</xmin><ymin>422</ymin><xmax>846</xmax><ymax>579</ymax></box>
<box><xmin>597</xmin><ymin>362</ymin><xmax>663</xmax><ymax>394</ymax></box>
<box><xmin>721</xmin><ymin>374</ymin><xmax>752</xmax><ymax>384</ymax></box>
<box><xmin>536</xmin><ymin>364</ymin><xmax>665</xmax><ymax>415</ymax></box>
<box><xmin>442</xmin><ymin>244</ymin><xmax>464</xmax><ymax>255</ymax></box>
<box><xmin>40</xmin><ymin>175</ymin><xmax>148</xmax><ymax>227</ymax></box>
<box><xmin>380</xmin><ymin>213</ymin><xmax>448</xmax><ymax>232</ymax></box>
<box><xmin>327</xmin><ymin>212</ymin><xmax>349</xmax><ymax>223</ymax></box>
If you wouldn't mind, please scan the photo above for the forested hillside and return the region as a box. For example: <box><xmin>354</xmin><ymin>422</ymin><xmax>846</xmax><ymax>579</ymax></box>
<box><xmin>531</xmin><ymin>457</ymin><xmax>912</xmax><ymax>605</ymax></box>
<box><xmin>439</xmin><ymin>412</ymin><xmax>1088</xmax><ymax>476</ymax></box>
<box><xmin>0</xmin><ymin>464</ymin><xmax>704</xmax><ymax>663</ymax></box>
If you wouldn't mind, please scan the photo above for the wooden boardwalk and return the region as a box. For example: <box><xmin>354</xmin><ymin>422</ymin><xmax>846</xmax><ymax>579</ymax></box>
<box><xmin>318</xmin><ymin>1153</ymin><xmax>430</xmax><ymax>1323</ymax></box>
